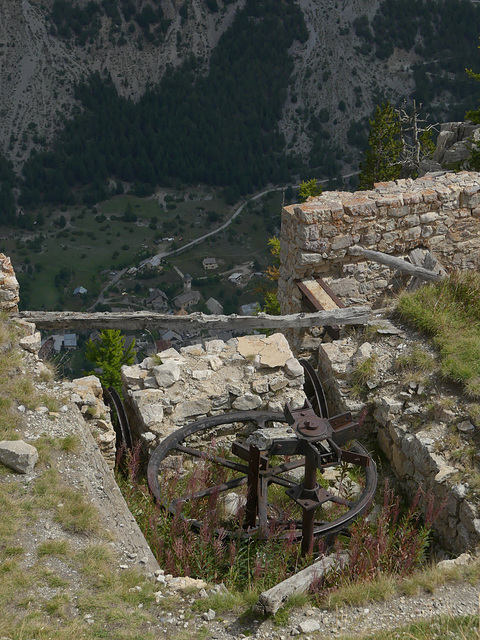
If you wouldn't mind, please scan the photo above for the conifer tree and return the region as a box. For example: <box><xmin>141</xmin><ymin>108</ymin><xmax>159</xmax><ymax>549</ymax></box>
<box><xmin>358</xmin><ymin>102</ymin><xmax>402</xmax><ymax>190</ymax></box>
<box><xmin>85</xmin><ymin>329</ymin><xmax>135</xmax><ymax>392</ymax></box>
<box><xmin>298</xmin><ymin>178</ymin><xmax>322</xmax><ymax>202</ymax></box>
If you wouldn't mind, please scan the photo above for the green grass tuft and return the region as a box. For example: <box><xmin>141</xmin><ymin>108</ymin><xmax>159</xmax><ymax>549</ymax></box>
<box><xmin>397</xmin><ymin>272</ymin><xmax>480</xmax><ymax>394</ymax></box>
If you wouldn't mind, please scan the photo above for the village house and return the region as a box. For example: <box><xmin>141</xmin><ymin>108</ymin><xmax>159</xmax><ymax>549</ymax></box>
<box><xmin>202</xmin><ymin>257</ymin><xmax>218</xmax><ymax>270</ymax></box>
<box><xmin>73</xmin><ymin>286</ymin><xmax>87</xmax><ymax>296</ymax></box>
<box><xmin>228</xmin><ymin>272</ymin><xmax>243</xmax><ymax>285</ymax></box>
<box><xmin>240</xmin><ymin>302</ymin><xmax>259</xmax><ymax>315</ymax></box>
<box><xmin>206</xmin><ymin>297</ymin><xmax>223</xmax><ymax>314</ymax></box>
<box><xmin>144</xmin><ymin>288</ymin><xmax>169</xmax><ymax>312</ymax></box>
<box><xmin>173</xmin><ymin>290</ymin><xmax>201</xmax><ymax>310</ymax></box>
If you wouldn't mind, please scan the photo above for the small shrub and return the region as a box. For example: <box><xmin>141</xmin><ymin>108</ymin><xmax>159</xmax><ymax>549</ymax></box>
<box><xmin>59</xmin><ymin>434</ymin><xmax>80</xmax><ymax>453</ymax></box>
<box><xmin>38</xmin><ymin>539</ymin><xmax>69</xmax><ymax>557</ymax></box>
<box><xmin>395</xmin><ymin>346</ymin><xmax>436</xmax><ymax>373</ymax></box>
<box><xmin>55</xmin><ymin>489</ymin><xmax>99</xmax><ymax>534</ymax></box>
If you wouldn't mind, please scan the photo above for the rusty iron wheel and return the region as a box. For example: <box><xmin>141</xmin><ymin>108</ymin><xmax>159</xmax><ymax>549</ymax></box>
<box><xmin>147</xmin><ymin>408</ymin><xmax>377</xmax><ymax>542</ymax></box>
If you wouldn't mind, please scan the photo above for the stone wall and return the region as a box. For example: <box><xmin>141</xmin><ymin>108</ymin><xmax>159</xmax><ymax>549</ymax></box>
<box><xmin>0</xmin><ymin>252</ymin><xmax>20</xmax><ymax>313</ymax></box>
<box><xmin>316</xmin><ymin>332</ymin><xmax>480</xmax><ymax>554</ymax></box>
<box><xmin>122</xmin><ymin>333</ymin><xmax>306</xmax><ymax>451</ymax></box>
<box><xmin>279</xmin><ymin>172</ymin><xmax>480</xmax><ymax>313</ymax></box>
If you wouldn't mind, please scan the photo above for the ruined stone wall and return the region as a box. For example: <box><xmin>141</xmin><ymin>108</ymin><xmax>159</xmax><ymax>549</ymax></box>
<box><xmin>122</xmin><ymin>334</ymin><xmax>306</xmax><ymax>452</ymax></box>
<box><xmin>317</xmin><ymin>334</ymin><xmax>480</xmax><ymax>554</ymax></box>
<box><xmin>279</xmin><ymin>172</ymin><xmax>480</xmax><ymax>313</ymax></box>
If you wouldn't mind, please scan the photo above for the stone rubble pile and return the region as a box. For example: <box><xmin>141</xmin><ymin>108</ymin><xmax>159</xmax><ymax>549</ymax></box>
<box><xmin>317</xmin><ymin>330</ymin><xmax>480</xmax><ymax>553</ymax></box>
<box><xmin>122</xmin><ymin>333</ymin><xmax>306</xmax><ymax>449</ymax></box>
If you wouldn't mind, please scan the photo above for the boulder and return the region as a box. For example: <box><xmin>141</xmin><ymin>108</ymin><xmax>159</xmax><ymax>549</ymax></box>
<box><xmin>0</xmin><ymin>440</ymin><xmax>38</xmax><ymax>473</ymax></box>
<box><xmin>19</xmin><ymin>332</ymin><xmax>41</xmax><ymax>354</ymax></box>
<box><xmin>237</xmin><ymin>333</ymin><xmax>294</xmax><ymax>368</ymax></box>
<box><xmin>0</xmin><ymin>254</ymin><xmax>20</xmax><ymax>312</ymax></box>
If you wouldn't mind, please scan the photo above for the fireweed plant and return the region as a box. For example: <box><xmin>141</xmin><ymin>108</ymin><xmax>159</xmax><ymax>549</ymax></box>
<box><xmin>312</xmin><ymin>480</ymin><xmax>447</xmax><ymax>602</ymax></box>
<box><xmin>117</xmin><ymin>445</ymin><xmax>444</xmax><ymax>594</ymax></box>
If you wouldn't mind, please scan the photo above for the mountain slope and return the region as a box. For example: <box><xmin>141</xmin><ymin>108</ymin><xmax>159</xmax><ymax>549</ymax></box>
<box><xmin>2</xmin><ymin>0</ymin><xmax>480</xmax><ymax>196</ymax></box>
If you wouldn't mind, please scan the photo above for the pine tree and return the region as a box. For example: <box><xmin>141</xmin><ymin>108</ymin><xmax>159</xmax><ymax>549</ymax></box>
<box><xmin>298</xmin><ymin>178</ymin><xmax>322</xmax><ymax>202</ymax></box>
<box><xmin>358</xmin><ymin>102</ymin><xmax>402</xmax><ymax>190</ymax></box>
<box><xmin>85</xmin><ymin>329</ymin><xmax>135</xmax><ymax>392</ymax></box>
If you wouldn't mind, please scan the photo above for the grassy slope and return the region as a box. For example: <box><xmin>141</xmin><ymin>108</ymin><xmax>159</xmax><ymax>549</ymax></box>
<box><xmin>397</xmin><ymin>271</ymin><xmax>480</xmax><ymax>399</ymax></box>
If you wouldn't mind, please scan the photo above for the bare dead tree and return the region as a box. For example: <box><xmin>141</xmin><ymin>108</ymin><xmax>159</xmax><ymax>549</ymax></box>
<box><xmin>396</xmin><ymin>99</ymin><xmax>438</xmax><ymax>175</ymax></box>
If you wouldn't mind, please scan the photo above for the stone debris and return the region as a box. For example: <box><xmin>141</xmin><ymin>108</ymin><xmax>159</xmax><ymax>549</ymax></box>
<box><xmin>123</xmin><ymin>333</ymin><xmax>306</xmax><ymax>449</ymax></box>
<box><xmin>19</xmin><ymin>331</ymin><xmax>42</xmax><ymax>353</ymax></box>
<box><xmin>316</xmin><ymin>328</ymin><xmax>480</xmax><ymax>554</ymax></box>
<box><xmin>236</xmin><ymin>333</ymin><xmax>293</xmax><ymax>368</ymax></box>
<box><xmin>0</xmin><ymin>440</ymin><xmax>38</xmax><ymax>473</ymax></box>
<box><xmin>457</xmin><ymin>420</ymin><xmax>475</xmax><ymax>433</ymax></box>
<box><xmin>297</xmin><ymin>619</ymin><xmax>321</xmax><ymax>633</ymax></box>
<box><xmin>437</xmin><ymin>553</ymin><xmax>472</xmax><ymax>571</ymax></box>
<box><xmin>203</xmin><ymin>609</ymin><xmax>216</xmax><ymax>621</ymax></box>
<box><xmin>167</xmin><ymin>577</ymin><xmax>208</xmax><ymax>592</ymax></box>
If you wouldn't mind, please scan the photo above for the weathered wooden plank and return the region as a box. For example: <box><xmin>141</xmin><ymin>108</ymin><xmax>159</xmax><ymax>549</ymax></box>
<box><xmin>350</xmin><ymin>246</ymin><xmax>445</xmax><ymax>282</ymax></box>
<box><xmin>255</xmin><ymin>552</ymin><xmax>349</xmax><ymax>615</ymax></box>
<box><xmin>15</xmin><ymin>307</ymin><xmax>377</xmax><ymax>331</ymax></box>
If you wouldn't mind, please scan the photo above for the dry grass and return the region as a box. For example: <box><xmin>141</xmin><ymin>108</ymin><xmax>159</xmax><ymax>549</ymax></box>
<box><xmin>0</xmin><ymin>315</ymin><xmax>176</xmax><ymax>640</ymax></box>
<box><xmin>395</xmin><ymin>346</ymin><xmax>437</xmax><ymax>374</ymax></box>
<box><xmin>54</xmin><ymin>488</ymin><xmax>100</xmax><ymax>534</ymax></box>
<box><xmin>351</xmin><ymin>354</ymin><xmax>378</xmax><ymax>397</ymax></box>
<box><xmin>342</xmin><ymin>615</ymin><xmax>480</xmax><ymax>640</ymax></box>
<box><xmin>324</xmin><ymin>574</ymin><xmax>398</xmax><ymax>609</ymax></box>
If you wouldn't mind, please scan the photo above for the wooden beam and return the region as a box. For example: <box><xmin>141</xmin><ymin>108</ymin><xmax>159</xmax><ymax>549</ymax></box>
<box><xmin>14</xmin><ymin>307</ymin><xmax>377</xmax><ymax>332</ymax></box>
<box><xmin>255</xmin><ymin>552</ymin><xmax>349</xmax><ymax>615</ymax></box>
<box><xmin>350</xmin><ymin>246</ymin><xmax>445</xmax><ymax>282</ymax></box>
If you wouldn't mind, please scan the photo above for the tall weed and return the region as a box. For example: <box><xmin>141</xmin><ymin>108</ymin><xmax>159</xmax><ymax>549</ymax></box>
<box><xmin>312</xmin><ymin>481</ymin><xmax>446</xmax><ymax>603</ymax></box>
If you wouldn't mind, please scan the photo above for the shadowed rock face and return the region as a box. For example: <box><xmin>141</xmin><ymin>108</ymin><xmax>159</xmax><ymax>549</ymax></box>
<box><xmin>0</xmin><ymin>253</ymin><xmax>19</xmax><ymax>313</ymax></box>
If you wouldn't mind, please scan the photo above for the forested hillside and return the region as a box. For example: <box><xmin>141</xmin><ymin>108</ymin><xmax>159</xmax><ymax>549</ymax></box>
<box><xmin>355</xmin><ymin>0</ymin><xmax>480</xmax><ymax>120</ymax></box>
<box><xmin>19</xmin><ymin>0</ymin><xmax>307</xmax><ymax>208</ymax></box>
<box><xmin>2</xmin><ymin>0</ymin><xmax>480</xmax><ymax>223</ymax></box>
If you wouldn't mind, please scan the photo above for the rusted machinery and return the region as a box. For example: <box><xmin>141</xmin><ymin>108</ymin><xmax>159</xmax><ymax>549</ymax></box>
<box><xmin>103</xmin><ymin>386</ymin><xmax>133</xmax><ymax>452</ymax></box>
<box><xmin>145</xmin><ymin>361</ymin><xmax>377</xmax><ymax>555</ymax></box>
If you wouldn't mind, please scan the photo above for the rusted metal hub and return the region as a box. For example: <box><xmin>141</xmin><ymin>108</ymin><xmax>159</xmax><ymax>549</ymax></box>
<box><xmin>146</xmin><ymin>360</ymin><xmax>378</xmax><ymax>555</ymax></box>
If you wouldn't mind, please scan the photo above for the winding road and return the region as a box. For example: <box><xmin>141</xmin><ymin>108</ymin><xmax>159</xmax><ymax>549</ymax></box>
<box><xmin>90</xmin><ymin>174</ymin><xmax>359</xmax><ymax>310</ymax></box>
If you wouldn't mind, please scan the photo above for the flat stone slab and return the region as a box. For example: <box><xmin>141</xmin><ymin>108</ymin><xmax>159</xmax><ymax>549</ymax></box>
<box><xmin>237</xmin><ymin>333</ymin><xmax>294</xmax><ymax>368</ymax></box>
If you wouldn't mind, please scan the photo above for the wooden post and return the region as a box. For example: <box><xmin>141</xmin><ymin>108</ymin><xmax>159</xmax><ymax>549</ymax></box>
<box><xmin>349</xmin><ymin>246</ymin><xmax>444</xmax><ymax>282</ymax></box>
